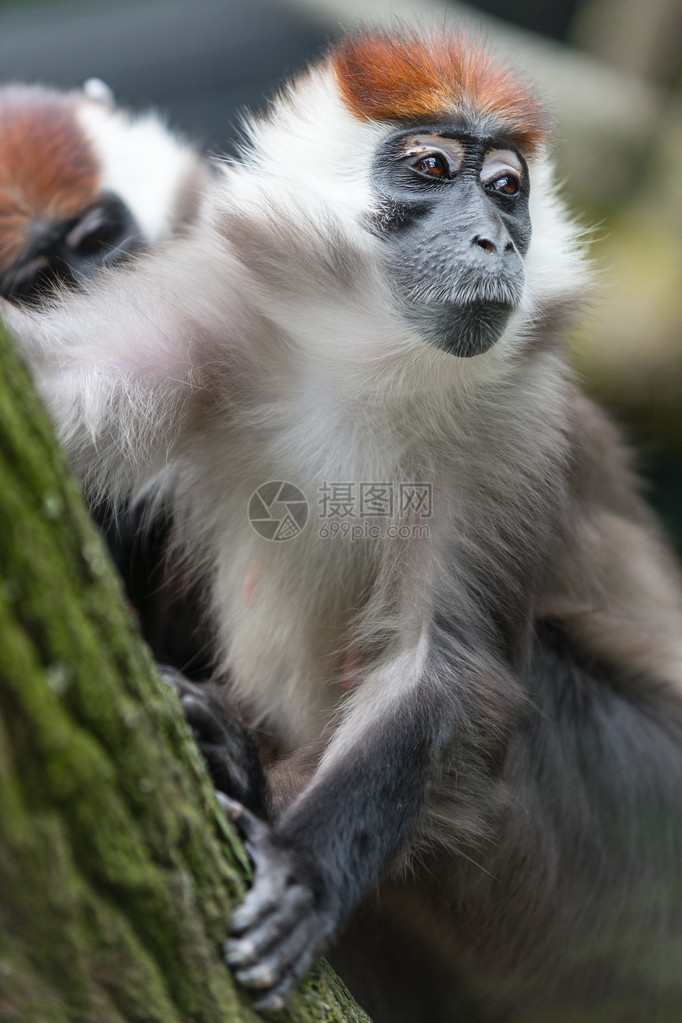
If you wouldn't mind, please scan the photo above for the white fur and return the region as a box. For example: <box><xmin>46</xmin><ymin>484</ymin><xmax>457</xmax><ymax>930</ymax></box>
<box><xmin>7</xmin><ymin>46</ymin><xmax>645</xmax><ymax>752</ymax></box>
<box><xmin>226</xmin><ymin>67</ymin><xmax>588</xmax><ymax>391</ymax></box>
<box><xmin>523</xmin><ymin>153</ymin><xmax>590</xmax><ymax>313</ymax></box>
<box><xmin>77</xmin><ymin>98</ymin><xmax>202</xmax><ymax>242</ymax></box>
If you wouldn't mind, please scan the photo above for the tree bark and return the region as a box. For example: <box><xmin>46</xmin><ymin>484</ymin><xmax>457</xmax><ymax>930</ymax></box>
<box><xmin>0</xmin><ymin>321</ymin><xmax>370</xmax><ymax>1023</ymax></box>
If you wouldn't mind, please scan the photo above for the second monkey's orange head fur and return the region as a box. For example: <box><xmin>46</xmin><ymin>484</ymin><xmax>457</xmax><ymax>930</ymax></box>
<box><xmin>0</xmin><ymin>83</ymin><xmax>206</xmax><ymax>303</ymax></box>
<box><xmin>0</xmin><ymin>86</ymin><xmax>100</xmax><ymax>273</ymax></box>
<box><xmin>331</xmin><ymin>29</ymin><xmax>549</xmax><ymax>156</ymax></box>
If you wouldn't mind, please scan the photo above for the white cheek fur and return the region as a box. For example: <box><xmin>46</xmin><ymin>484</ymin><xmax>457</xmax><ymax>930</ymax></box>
<box><xmin>76</xmin><ymin>99</ymin><xmax>201</xmax><ymax>242</ymax></box>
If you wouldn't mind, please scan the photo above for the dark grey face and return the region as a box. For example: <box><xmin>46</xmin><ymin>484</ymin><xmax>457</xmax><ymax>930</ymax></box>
<box><xmin>0</xmin><ymin>193</ymin><xmax>143</xmax><ymax>305</ymax></box>
<box><xmin>371</xmin><ymin>122</ymin><xmax>532</xmax><ymax>357</ymax></box>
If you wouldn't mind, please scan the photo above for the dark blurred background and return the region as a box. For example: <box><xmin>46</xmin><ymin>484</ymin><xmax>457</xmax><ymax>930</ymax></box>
<box><xmin>0</xmin><ymin>0</ymin><xmax>680</xmax><ymax>549</ymax></box>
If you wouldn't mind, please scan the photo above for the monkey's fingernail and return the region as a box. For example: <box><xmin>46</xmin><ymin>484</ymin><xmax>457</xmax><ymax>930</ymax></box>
<box><xmin>216</xmin><ymin>792</ymin><xmax>243</xmax><ymax>820</ymax></box>
<box><xmin>254</xmin><ymin>993</ymin><xmax>286</xmax><ymax>1013</ymax></box>
<box><xmin>225</xmin><ymin>938</ymin><xmax>257</xmax><ymax>966</ymax></box>
<box><xmin>236</xmin><ymin>964</ymin><xmax>277</xmax><ymax>989</ymax></box>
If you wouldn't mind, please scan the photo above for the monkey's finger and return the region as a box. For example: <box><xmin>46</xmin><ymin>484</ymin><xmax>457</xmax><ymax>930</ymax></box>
<box><xmin>220</xmin><ymin>798</ymin><xmax>274</xmax><ymax>871</ymax></box>
<box><xmin>158</xmin><ymin>665</ymin><xmax>198</xmax><ymax>698</ymax></box>
<box><xmin>180</xmin><ymin>694</ymin><xmax>227</xmax><ymax>744</ymax></box>
<box><xmin>217</xmin><ymin>794</ymin><xmax>268</xmax><ymax>840</ymax></box>
<box><xmin>250</xmin><ymin>927</ymin><xmax>324</xmax><ymax>1013</ymax></box>
<box><xmin>251</xmin><ymin>959</ymin><xmax>311</xmax><ymax>1015</ymax></box>
<box><xmin>200</xmin><ymin>743</ymin><xmax>239</xmax><ymax>796</ymax></box>
<box><xmin>233</xmin><ymin>913</ymin><xmax>316</xmax><ymax>992</ymax></box>
<box><xmin>229</xmin><ymin>877</ymin><xmax>283</xmax><ymax>935</ymax></box>
<box><xmin>198</xmin><ymin>740</ymin><xmax>244</xmax><ymax>779</ymax></box>
<box><xmin>226</xmin><ymin>883</ymin><xmax>312</xmax><ymax>965</ymax></box>
<box><xmin>216</xmin><ymin>791</ymin><xmax>241</xmax><ymax>817</ymax></box>
<box><xmin>217</xmin><ymin>791</ymin><xmax>269</xmax><ymax>854</ymax></box>
<box><xmin>229</xmin><ymin>852</ymin><xmax>297</xmax><ymax>935</ymax></box>
<box><xmin>251</xmin><ymin>990</ymin><xmax>288</xmax><ymax>1015</ymax></box>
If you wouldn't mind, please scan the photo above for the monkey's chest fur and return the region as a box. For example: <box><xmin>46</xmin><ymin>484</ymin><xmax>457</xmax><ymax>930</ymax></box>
<box><xmin>173</xmin><ymin>352</ymin><xmax>570</xmax><ymax>750</ymax></box>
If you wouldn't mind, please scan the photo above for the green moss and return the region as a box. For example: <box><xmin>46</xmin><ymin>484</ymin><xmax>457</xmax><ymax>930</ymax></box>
<box><xmin>0</xmin><ymin>324</ymin><xmax>370</xmax><ymax>1023</ymax></box>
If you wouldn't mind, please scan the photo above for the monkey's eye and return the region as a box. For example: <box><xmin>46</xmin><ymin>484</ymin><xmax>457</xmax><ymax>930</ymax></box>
<box><xmin>481</xmin><ymin>149</ymin><xmax>524</xmax><ymax>199</ymax></box>
<box><xmin>486</xmin><ymin>174</ymin><xmax>520</xmax><ymax>196</ymax></box>
<box><xmin>401</xmin><ymin>135</ymin><xmax>464</xmax><ymax>182</ymax></box>
<box><xmin>66</xmin><ymin>206</ymin><xmax>121</xmax><ymax>254</ymax></box>
<box><xmin>412</xmin><ymin>152</ymin><xmax>449</xmax><ymax>179</ymax></box>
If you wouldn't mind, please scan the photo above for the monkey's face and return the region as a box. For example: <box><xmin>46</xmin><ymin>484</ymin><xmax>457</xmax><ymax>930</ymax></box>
<box><xmin>0</xmin><ymin>85</ymin><xmax>146</xmax><ymax>305</ymax></box>
<box><xmin>372</xmin><ymin>122</ymin><xmax>531</xmax><ymax>358</ymax></box>
<box><xmin>0</xmin><ymin>83</ymin><xmax>205</xmax><ymax>306</ymax></box>
<box><xmin>0</xmin><ymin>193</ymin><xmax>143</xmax><ymax>304</ymax></box>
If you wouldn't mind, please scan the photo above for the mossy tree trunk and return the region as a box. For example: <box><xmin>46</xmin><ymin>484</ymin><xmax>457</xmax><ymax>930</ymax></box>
<box><xmin>0</xmin><ymin>322</ymin><xmax>370</xmax><ymax>1023</ymax></box>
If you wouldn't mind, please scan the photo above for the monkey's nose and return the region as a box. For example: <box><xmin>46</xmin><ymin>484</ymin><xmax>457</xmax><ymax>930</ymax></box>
<box><xmin>472</xmin><ymin>235</ymin><xmax>517</xmax><ymax>257</ymax></box>
<box><xmin>473</xmin><ymin>235</ymin><xmax>497</xmax><ymax>254</ymax></box>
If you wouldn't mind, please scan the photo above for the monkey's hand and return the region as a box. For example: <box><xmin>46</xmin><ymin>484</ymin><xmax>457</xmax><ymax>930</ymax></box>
<box><xmin>222</xmin><ymin>796</ymin><xmax>337</xmax><ymax>1012</ymax></box>
<box><xmin>160</xmin><ymin>668</ymin><xmax>267</xmax><ymax>817</ymax></box>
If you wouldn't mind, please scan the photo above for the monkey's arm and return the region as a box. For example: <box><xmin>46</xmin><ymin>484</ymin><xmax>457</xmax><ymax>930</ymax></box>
<box><xmin>223</xmin><ymin>626</ymin><xmax>518</xmax><ymax>1011</ymax></box>
<box><xmin>0</xmin><ymin>230</ymin><xmax>252</xmax><ymax>501</ymax></box>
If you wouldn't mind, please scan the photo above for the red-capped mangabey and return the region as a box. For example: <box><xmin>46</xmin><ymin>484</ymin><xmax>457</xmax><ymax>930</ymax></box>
<box><xmin>0</xmin><ymin>80</ymin><xmax>213</xmax><ymax>674</ymax></box>
<box><xmin>4</xmin><ymin>30</ymin><xmax>682</xmax><ymax>1020</ymax></box>
<box><xmin>0</xmin><ymin>80</ymin><xmax>208</xmax><ymax>302</ymax></box>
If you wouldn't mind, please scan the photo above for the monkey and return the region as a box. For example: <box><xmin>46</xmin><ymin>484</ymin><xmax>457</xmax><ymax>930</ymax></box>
<box><xmin>0</xmin><ymin>80</ymin><xmax>208</xmax><ymax>302</ymax></box>
<box><xmin>0</xmin><ymin>80</ymin><xmax>213</xmax><ymax>676</ymax></box>
<box><xmin>4</xmin><ymin>28</ymin><xmax>682</xmax><ymax>1020</ymax></box>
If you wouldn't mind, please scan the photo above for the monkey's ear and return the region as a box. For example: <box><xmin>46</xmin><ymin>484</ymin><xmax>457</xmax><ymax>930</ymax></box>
<box><xmin>82</xmin><ymin>78</ymin><xmax>114</xmax><ymax>107</ymax></box>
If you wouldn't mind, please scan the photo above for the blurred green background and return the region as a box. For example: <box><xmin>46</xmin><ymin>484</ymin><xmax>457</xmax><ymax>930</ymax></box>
<box><xmin>1</xmin><ymin>0</ymin><xmax>680</xmax><ymax>548</ymax></box>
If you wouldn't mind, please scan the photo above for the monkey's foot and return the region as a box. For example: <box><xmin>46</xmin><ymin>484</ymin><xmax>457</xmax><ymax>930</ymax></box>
<box><xmin>159</xmin><ymin>667</ymin><xmax>267</xmax><ymax>816</ymax></box>
<box><xmin>221</xmin><ymin>795</ymin><xmax>336</xmax><ymax>1012</ymax></box>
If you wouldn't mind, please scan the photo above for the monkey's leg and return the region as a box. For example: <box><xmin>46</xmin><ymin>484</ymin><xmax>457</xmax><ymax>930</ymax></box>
<box><xmin>160</xmin><ymin>668</ymin><xmax>268</xmax><ymax>817</ymax></box>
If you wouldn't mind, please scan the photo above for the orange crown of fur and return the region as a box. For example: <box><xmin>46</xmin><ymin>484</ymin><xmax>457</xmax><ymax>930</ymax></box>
<box><xmin>0</xmin><ymin>87</ymin><xmax>100</xmax><ymax>269</ymax></box>
<box><xmin>331</xmin><ymin>31</ymin><xmax>548</xmax><ymax>155</ymax></box>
